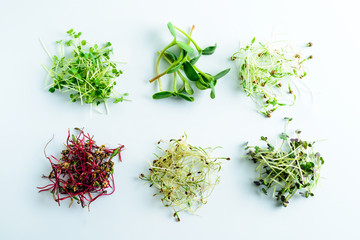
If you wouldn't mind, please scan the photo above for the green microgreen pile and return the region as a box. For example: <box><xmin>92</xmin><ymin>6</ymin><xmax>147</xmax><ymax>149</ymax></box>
<box><xmin>231</xmin><ymin>38</ymin><xmax>313</xmax><ymax>117</ymax></box>
<box><xmin>41</xmin><ymin>29</ymin><xmax>128</xmax><ymax>114</ymax></box>
<box><xmin>149</xmin><ymin>22</ymin><xmax>231</xmax><ymax>101</ymax></box>
<box><xmin>139</xmin><ymin>134</ymin><xmax>230</xmax><ymax>221</ymax></box>
<box><xmin>245</xmin><ymin>117</ymin><xmax>324</xmax><ymax>206</ymax></box>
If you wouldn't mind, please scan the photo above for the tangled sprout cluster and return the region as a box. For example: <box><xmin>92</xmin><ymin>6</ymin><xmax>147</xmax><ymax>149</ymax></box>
<box><xmin>38</xmin><ymin>128</ymin><xmax>124</xmax><ymax>209</ymax></box>
<box><xmin>232</xmin><ymin>38</ymin><xmax>313</xmax><ymax>117</ymax></box>
<box><xmin>41</xmin><ymin>29</ymin><xmax>128</xmax><ymax>114</ymax></box>
<box><xmin>140</xmin><ymin>135</ymin><xmax>229</xmax><ymax>221</ymax></box>
<box><xmin>246</xmin><ymin>118</ymin><xmax>324</xmax><ymax>206</ymax></box>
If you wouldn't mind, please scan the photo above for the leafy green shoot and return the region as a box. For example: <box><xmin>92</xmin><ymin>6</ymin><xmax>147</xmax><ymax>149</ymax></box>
<box><xmin>40</xmin><ymin>29</ymin><xmax>128</xmax><ymax>114</ymax></box>
<box><xmin>150</xmin><ymin>23</ymin><xmax>230</xmax><ymax>101</ymax></box>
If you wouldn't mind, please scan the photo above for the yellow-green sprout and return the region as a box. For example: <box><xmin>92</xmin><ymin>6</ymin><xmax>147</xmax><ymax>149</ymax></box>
<box><xmin>231</xmin><ymin>38</ymin><xmax>313</xmax><ymax>117</ymax></box>
<box><xmin>140</xmin><ymin>134</ymin><xmax>229</xmax><ymax>221</ymax></box>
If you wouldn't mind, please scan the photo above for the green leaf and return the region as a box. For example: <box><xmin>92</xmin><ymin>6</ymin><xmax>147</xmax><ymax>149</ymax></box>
<box><xmin>176</xmin><ymin>41</ymin><xmax>194</xmax><ymax>53</ymax></box>
<box><xmin>152</xmin><ymin>91</ymin><xmax>174</xmax><ymax>99</ymax></box>
<box><xmin>178</xmin><ymin>73</ymin><xmax>194</xmax><ymax>95</ymax></box>
<box><xmin>209</xmin><ymin>81</ymin><xmax>216</xmax><ymax>99</ymax></box>
<box><xmin>74</xmin><ymin>32</ymin><xmax>82</xmax><ymax>38</ymax></box>
<box><xmin>305</xmin><ymin>191</ymin><xmax>309</xmax><ymax>198</ymax></box>
<box><xmin>164</xmin><ymin>51</ymin><xmax>177</xmax><ymax>62</ymax></box>
<box><xmin>198</xmin><ymin>72</ymin><xmax>213</xmax><ymax>83</ymax></box>
<box><xmin>280</xmin><ymin>132</ymin><xmax>289</xmax><ymax>140</ymax></box>
<box><xmin>176</xmin><ymin>93</ymin><xmax>194</xmax><ymax>102</ymax></box>
<box><xmin>183</xmin><ymin>61</ymin><xmax>200</xmax><ymax>81</ymax></box>
<box><xmin>199</xmin><ymin>74</ymin><xmax>210</xmax><ymax>86</ymax></box>
<box><xmin>261</xmin><ymin>188</ymin><xmax>267</xmax><ymax>195</ymax></box>
<box><xmin>114</xmin><ymin>97</ymin><xmax>123</xmax><ymax>103</ymax></box>
<box><xmin>210</xmin><ymin>89</ymin><xmax>215</xmax><ymax>99</ymax></box>
<box><xmin>75</xmin><ymin>74</ymin><xmax>82</xmax><ymax>80</ymax></box>
<box><xmin>167</xmin><ymin>63</ymin><xmax>183</xmax><ymax>74</ymax></box>
<box><xmin>94</xmin><ymin>78</ymin><xmax>100</xmax><ymax>85</ymax></box>
<box><xmin>251</xmin><ymin>37</ymin><xmax>256</xmax><ymax>44</ymax></box>
<box><xmin>70</xmin><ymin>68</ymin><xmax>78</xmax><ymax>74</ymax></box>
<box><xmin>213</xmin><ymin>68</ymin><xmax>231</xmax><ymax>80</ymax></box>
<box><xmin>65</xmin><ymin>40</ymin><xmax>73</xmax><ymax>46</ymax></box>
<box><xmin>167</xmin><ymin>22</ymin><xmax>177</xmax><ymax>39</ymax></box>
<box><xmin>195</xmin><ymin>78</ymin><xmax>209</xmax><ymax>90</ymax></box>
<box><xmin>202</xmin><ymin>43</ymin><xmax>217</xmax><ymax>55</ymax></box>
<box><xmin>81</xmin><ymin>40</ymin><xmax>86</xmax><ymax>45</ymax></box>
<box><xmin>190</xmin><ymin>55</ymin><xmax>201</xmax><ymax>65</ymax></box>
<box><xmin>49</xmin><ymin>87</ymin><xmax>55</xmax><ymax>93</ymax></box>
<box><xmin>111</xmin><ymin>148</ymin><xmax>120</xmax><ymax>159</ymax></box>
<box><xmin>268</xmin><ymin>99</ymin><xmax>278</xmax><ymax>106</ymax></box>
<box><xmin>184</xmin><ymin>81</ymin><xmax>194</xmax><ymax>95</ymax></box>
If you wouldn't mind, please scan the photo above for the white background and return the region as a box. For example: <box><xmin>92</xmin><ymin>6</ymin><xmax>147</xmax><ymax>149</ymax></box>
<box><xmin>1</xmin><ymin>0</ymin><xmax>359</xmax><ymax>239</ymax></box>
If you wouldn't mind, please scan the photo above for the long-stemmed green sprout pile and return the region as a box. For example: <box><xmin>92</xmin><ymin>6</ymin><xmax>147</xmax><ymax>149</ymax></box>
<box><xmin>41</xmin><ymin>29</ymin><xmax>128</xmax><ymax>114</ymax></box>
<box><xmin>231</xmin><ymin>38</ymin><xmax>313</xmax><ymax>117</ymax></box>
<box><xmin>149</xmin><ymin>22</ymin><xmax>231</xmax><ymax>102</ymax></box>
<box><xmin>139</xmin><ymin>135</ymin><xmax>230</xmax><ymax>221</ymax></box>
<box><xmin>245</xmin><ymin>117</ymin><xmax>324</xmax><ymax>206</ymax></box>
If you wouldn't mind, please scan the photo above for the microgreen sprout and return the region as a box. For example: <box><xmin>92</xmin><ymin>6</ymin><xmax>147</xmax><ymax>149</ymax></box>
<box><xmin>38</xmin><ymin>128</ymin><xmax>124</xmax><ymax>209</ymax></box>
<box><xmin>149</xmin><ymin>22</ymin><xmax>231</xmax><ymax>101</ymax></box>
<box><xmin>231</xmin><ymin>38</ymin><xmax>313</xmax><ymax>117</ymax></box>
<box><xmin>245</xmin><ymin>117</ymin><xmax>324</xmax><ymax>206</ymax></box>
<box><xmin>139</xmin><ymin>134</ymin><xmax>230</xmax><ymax>221</ymax></box>
<box><xmin>40</xmin><ymin>29</ymin><xmax>128</xmax><ymax>114</ymax></box>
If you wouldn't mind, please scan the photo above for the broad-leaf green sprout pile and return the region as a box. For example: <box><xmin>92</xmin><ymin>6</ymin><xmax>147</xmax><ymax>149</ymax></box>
<box><xmin>232</xmin><ymin>38</ymin><xmax>312</xmax><ymax>117</ymax></box>
<box><xmin>139</xmin><ymin>135</ymin><xmax>229</xmax><ymax>221</ymax></box>
<box><xmin>245</xmin><ymin>117</ymin><xmax>324</xmax><ymax>206</ymax></box>
<box><xmin>149</xmin><ymin>22</ymin><xmax>230</xmax><ymax>102</ymax></box>
<box><xmin>41</xmin><ymin>29</ymin><xmax>128</xmax><ymax>114</ymax></box>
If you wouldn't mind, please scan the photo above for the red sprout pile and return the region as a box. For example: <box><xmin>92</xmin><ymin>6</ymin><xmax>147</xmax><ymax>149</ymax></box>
<box><xmin>38</xmin><ymin>129</ymin><xmax>124</xmax><ymax>209</ymax></box>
